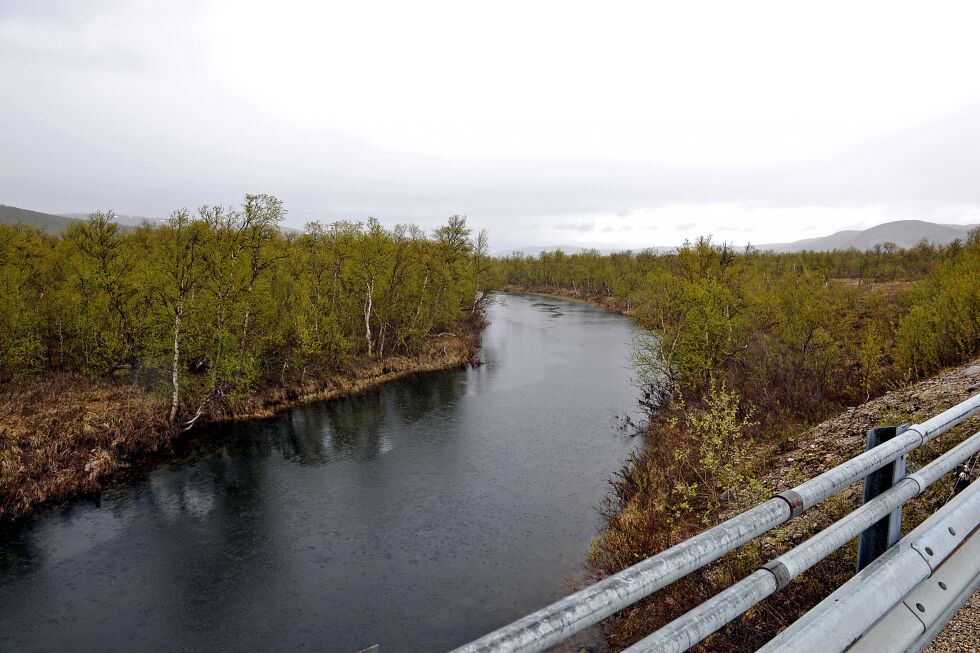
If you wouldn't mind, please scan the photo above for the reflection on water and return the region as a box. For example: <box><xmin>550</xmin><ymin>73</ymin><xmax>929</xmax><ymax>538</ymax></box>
<box><xmin>0</xmin><ymin>293</ymin><xmax>642</xmax><ymax>653</ymax></box>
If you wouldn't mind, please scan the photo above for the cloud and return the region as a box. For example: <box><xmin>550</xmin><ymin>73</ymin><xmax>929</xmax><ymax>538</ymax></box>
<box><xmin>1</xmin><ymin>1</ymin><xmax>979</xmax><ymax>252</ymax></box>
<box><xmin>555</xmin><ymin>221</ymin><xmax>595</xmax><ymax>232</ymax></box>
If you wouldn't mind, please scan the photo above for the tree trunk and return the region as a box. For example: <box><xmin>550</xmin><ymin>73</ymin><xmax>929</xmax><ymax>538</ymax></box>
<box><xmin>241</xmin><ymin>282</ymin><xmax>254</xmax><ymax>350</ymax></box>
<box><xmin>364</xmin><ymin>278</ymin><xmax>374</xmax><ymax>356</ymax></box>
<box><xmin>169</xmin><ymin>301</ymin><xmax>183</xmax><ymax>424</ymax></box>
<box><xmin>412</xmin><ymin>271</ymin><xmax>429</xmax><ymax>333</ymax></box>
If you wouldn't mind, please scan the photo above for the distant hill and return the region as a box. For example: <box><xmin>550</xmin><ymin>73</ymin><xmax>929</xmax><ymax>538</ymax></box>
<box><xmin>0</xmin><ymin>206</ymin><xmax>144</xmax><ymax>233</ymax></box>
<box><xmin>62</xmin><ymin>212</ymin><xmax>306</xmax><ymax>234</ymax></box>
<box><xmin>761</xmin><ymin>220</ymin><xmax>978</xmax><ymax>252</ymax></box>
<box><xmin>500</xmin><ymin>221</ymin><xmax>979</xmax><ymax>256</ymax></box>
<box><xmin>4</xmin><ymin>204</ymin><xmax>305</xmax><ymax>235</ymax></box>
<box><xmin>0</xmin><ymin>205</ymin><xmax>81</xmax><ymax>233</ymax></box>
<box><xmin>60</xmin><ymin>212</ymin><xmax>162</xmax><ymax>228</ymax></box>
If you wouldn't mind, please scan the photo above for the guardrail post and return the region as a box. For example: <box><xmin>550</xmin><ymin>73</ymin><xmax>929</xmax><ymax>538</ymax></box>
<box><xmin>856</xmin><ymin>424</ymin><xmax>908</xmax><ymax>571</ymax></box>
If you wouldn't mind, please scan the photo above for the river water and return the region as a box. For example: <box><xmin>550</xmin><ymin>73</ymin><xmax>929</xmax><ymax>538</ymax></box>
<box><xmin>0</xmin><ymin>293</ymin><xmax>642</xmax><ymax>652</ymax></box>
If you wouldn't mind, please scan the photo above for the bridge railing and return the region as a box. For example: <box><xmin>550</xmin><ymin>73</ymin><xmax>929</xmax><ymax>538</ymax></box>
<box><xmin>450</xmin><ymin>392</ymin><xmax>980</xmax><ymax>653</ymax></box>
<box><xmin>760</xmin><ymin>478</ymin><xmax>980</xmax><ymax>652</ymax></box>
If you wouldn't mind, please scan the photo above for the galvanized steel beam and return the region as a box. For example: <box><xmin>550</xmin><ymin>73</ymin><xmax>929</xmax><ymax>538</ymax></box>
<box><xmin>758</xmin><ymin>479</ymin><xmax>980</xmax><ymax>653</ymax></box>
<box><xmin>849</xmin><ymin>530</ymin><xmax>980</xmax><ymax>652</ymax></box>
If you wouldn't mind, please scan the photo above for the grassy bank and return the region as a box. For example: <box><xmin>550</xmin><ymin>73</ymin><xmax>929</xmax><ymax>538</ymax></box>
<box><xmin>0</xmin><ymin>319</ymin><xmax>483</xmax><ymax>522</ymax></box>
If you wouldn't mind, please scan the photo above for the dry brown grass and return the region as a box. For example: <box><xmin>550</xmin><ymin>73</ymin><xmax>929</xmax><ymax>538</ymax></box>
<box><xmin>0</xmin><ymin>372</ymin><xmax>169</xmax><ymax>520</ymax></box>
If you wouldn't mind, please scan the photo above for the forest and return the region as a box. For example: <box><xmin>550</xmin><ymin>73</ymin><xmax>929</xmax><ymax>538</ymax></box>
<box><xmin>0</xmin><ymin>195</ymin><xmax>494</xmax><ymax>518</ymax></box>
<box><xmin>497</xmin><ymin>233</ymin><xmax>980</xmax><ymax>393</ymax></box>
<box><xmin>0</xmin><ymin>195</ymin><xmax>493</xmax><ymax>420</ymax></box>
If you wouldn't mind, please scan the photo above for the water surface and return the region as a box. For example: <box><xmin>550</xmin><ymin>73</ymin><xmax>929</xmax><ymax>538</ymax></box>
<box><xmin>0</xmin><ymin>293</ymin><xmax>641</xmax><ymax>652</ymax></box>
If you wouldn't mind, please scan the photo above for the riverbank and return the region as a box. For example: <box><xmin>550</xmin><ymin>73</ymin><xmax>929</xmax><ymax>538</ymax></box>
<box><xmin>0</xmin><ymin>319</ymin><xmax>484</xmax><ymax>522</ymax></box>
<box><xmin>500</xmin><ymin>284</ymin><xmax>633</xmax><ymax>315</ymax></box>
<box><xmin>588</xmin><ymin>356</ymin><xmax>980</xmax><ymax>651</ymax></box>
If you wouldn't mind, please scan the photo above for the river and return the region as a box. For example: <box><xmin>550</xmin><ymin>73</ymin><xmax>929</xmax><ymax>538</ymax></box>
<box><xmin>0</xmin><ymin>292</ymin><xmax>642</xmax><ymax>652</ymax></box>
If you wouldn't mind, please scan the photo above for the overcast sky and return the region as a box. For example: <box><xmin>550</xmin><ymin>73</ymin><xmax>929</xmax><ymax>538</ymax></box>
<box><xmin>2</xmin><ymin>1</ymin><xmax>980</xmax><ymax>250</ymax></box>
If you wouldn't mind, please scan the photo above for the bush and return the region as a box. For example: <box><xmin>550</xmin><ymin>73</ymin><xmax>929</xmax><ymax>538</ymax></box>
<box><xmin>896</xmin><ymin>235</ymin><xmax>980</xmax><ymax>379</ymax></box>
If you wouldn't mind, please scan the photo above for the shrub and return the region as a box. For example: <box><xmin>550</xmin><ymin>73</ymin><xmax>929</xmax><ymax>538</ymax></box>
<box><xmin>896</xmin><ymin>235</ymin><xmax>980</xmax><ymax>378</ymax></box>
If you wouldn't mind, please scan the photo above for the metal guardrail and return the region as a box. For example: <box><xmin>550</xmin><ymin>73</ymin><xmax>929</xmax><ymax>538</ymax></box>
<box><xmin>856</xmin><ymin>425</ymin><xmax>908</xmax><ymax>570</ymax></box>
<box><xmin>762</xmin><ymin>478</ymin><xmax>980</xmax><ymax>652</ymax></box>
<box><xmin>625</xmin><ymin>429</ymin><xmax>980</xmax><ymax>652</ymax></box>
<box><xmin>451</xmin><ymin>393</ymin><xmax>980</xmax><ymax>653</ymax></box>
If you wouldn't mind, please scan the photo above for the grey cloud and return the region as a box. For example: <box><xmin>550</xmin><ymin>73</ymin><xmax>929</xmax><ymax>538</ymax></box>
<box><xmin>0</xmin><ymin>1</ymin><xmax>154</xmax><ymax>71</ymax></box>
<box><xmin>1</xmin><ymin>41</ymin><xmax>149</xmax><ymax>72</ymax></box>
<box><xmin>1</xmin><ymin>4</ymin><xmax>979</xmax><ymax>251</ymax></box>
<box><xmin>555</xmin><ymin>221</ymin><xmax>594</xmax><ymax>232</ymax></box>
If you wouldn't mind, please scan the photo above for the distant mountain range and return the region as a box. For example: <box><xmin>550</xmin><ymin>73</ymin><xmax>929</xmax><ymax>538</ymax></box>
<box><xmin>0</xmin><ymin>205</ymin><xmax>83</xmax><ymax>233</ymax></box>
<box><xmin>0</xmin><ymin>205</ymin><xmax>302</xmax><ymax>234</ymax></box>
<box><xmin>758</xmin><ymin>220</ymin><xmax>978</xmax><ymax>252</ymax></box>
<box><xmin>500</xmin><ymin>220</ymin><xmax>978</xmax><ymax>256</ymax></box>
<box><xmin>0</xmin><ymin>205</ymin><xmax>147</xmax><ymax>233</ymax></box>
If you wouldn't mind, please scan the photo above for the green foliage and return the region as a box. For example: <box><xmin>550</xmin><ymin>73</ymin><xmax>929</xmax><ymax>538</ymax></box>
<box><xmin>896</xmin><ymin>230</ymin><xmax>980</xmax><ymax>378</ymax></box>
<box><xmin>0</xmin><ymin>198</ymin><xmax>492</xmax><ymax>423</ymax></box>
<box><xmin>502</xmin><ymin>235</ymin><xmax>971</xmax><ymax>422</ymax></box>
<box><xmin>494</xmin><ymin>235</ymin><xmax>963</xmax><ymax>297</ymax></box>
<box><xmin>633</xmin><ymin>239</ymin><xmax>759</xmax><ymax>394</ymax></box>
<box><xmin>669</xmin><ymin>384</ymin><xmax>761</xmax><ymax>524</ymax></box>
<box><xmin>0</xmin><ymin>225</ymin><xmax>50</xmax><ymax>374</ymax></box>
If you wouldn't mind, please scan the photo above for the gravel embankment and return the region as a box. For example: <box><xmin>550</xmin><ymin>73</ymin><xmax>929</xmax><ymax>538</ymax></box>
<box><xmin>927</xmin><ymin>590</ymin><xmax>980</xmax><ymax>652</ymax></box>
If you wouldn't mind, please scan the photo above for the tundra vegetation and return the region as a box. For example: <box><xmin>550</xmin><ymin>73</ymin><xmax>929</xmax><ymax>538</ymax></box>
<box><xmin>0</xmin><ymin>195</ymin><xmax>495</xmax><ymax>518</ymax></box>
<box><xmin>497</xmin><ymin>230</ymin><xmax>980</xmax><ymax>650</ymax></box>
